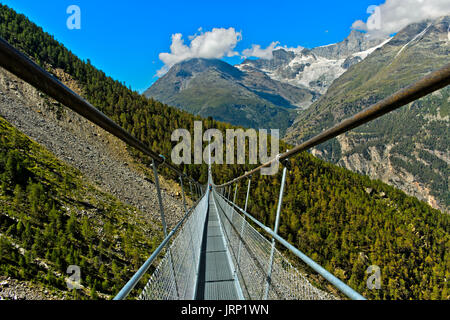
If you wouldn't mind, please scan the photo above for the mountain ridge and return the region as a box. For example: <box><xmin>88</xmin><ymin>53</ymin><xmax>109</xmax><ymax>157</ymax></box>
<box><xmin>285</xmin><ymin>15</ymin><xmax>450</xmax><ymax>212</ymax></box>
<box><xmin>145</xmin><ymin>57</ymin><xmax>317</xmax><ymax>133</ymax></box>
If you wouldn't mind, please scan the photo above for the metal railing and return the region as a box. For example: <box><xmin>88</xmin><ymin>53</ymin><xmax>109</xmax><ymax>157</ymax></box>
<box><xmin>212</xmin><ymin>189</ymin><xmax>337</xmax><ymax>300</ymax></box>
<box><xmin>210</xmin><ymin>63</ymin><xmax>450</xmax><ymax>300</ymax></box>
<box><xmin>114</xmin><ymin>192</ymin><xmax>206</xmax><ymax>300</ymax></box>
<box><xmin>139</xmin><ymin>189</ymin><xmax>209</xmax><ymax>300</ymax></box>
<box><xmin>0</xmin><ymin>36</ymin><xmax>207</xmax><ymax>300</ymax></box>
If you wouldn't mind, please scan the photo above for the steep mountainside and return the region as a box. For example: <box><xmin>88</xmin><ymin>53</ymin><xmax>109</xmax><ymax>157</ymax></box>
<box><xmin>0</xmin><ymin>116</ymin><xmax>163</xmax><ymax>299</ymax></box>
<box><xmin>285</xmin><ymin>16</ymin><xmax>450</xmax><ymax>212</ymax></box>
<box><xmin>145</xmin><ymin>58</ymin><xmax>316</xmax><ymax>133</ymax></box>
<box><xmin>0</xmin><ymin>67</ymin><xmax>189</xmax><ymax>229</ymax></box>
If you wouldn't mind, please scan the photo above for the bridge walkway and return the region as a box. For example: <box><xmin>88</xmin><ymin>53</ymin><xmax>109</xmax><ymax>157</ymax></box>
<box><xmin>195</xmin><ymin>193</ymin><xmax>241</xmax><ymax>300</ymax></box>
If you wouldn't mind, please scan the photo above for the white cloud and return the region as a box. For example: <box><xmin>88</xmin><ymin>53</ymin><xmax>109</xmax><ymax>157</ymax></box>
<box><xmin>352</xmin><ymin>0</ymin><xmax>450</xmax><ymax>38</ymax></box>
<box><xmin>157</xmin><ymin>27</ymin><xmax>242</xmax><ymax>76</ymax></box>
<box><xmin>277</xmin><ymin>45</ymin><xmax>304</xmax><ymax>54</ymax></box>
<box><xmin>242</xmin><ymin>42</ymin><xmax>305</xmax><ymax>60</ymax></box>
<box><xmin>242</xmin><ymin>41</ymin><xmax>280</xmax><ymax>59</ymax></box>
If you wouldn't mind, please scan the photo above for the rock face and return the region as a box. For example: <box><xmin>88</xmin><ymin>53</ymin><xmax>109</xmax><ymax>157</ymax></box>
<box><xmin>145</xmin><ymin>58</ymin><xmax>316</xmax><ymax>133</ymax></box>
<box><xmin>310</xmin><ymin>30</ymin><xmax>387</xmax><ymax>59</ymax></box>
<box><xmin>286</xmin><ymin>16</ymin><xmax>450</xmax><ymax>212</ymax></box>
<box><xmin>0</xmin><ymin>276</ymin><xmax>67</xmax><ymax>300</ymax></box>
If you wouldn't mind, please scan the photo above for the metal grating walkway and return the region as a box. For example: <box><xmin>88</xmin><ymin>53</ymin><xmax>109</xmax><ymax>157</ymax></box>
<box><xmin>195</xmin><ymin>194</ymin><xmax>241</xmax><ymax>300</ymax></box>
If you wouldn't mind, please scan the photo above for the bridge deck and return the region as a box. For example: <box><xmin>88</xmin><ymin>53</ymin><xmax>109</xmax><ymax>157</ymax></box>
<box><xmin>195</xmin><ymin>193</ymin><xmax>240</xmax><ymax>300</ymax></box>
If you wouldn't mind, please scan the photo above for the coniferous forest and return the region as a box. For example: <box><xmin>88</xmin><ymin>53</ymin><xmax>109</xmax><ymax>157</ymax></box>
<box><xmin>0</xmin><ymin>4</ymin><xmax>448</xmax><ymax>300</ymax></box>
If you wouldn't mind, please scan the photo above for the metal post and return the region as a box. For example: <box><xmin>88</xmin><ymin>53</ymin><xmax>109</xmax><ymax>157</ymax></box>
<box><xmin>236</xmin><ymin>177</ymin><xmax>251</xmax><ymax>272</ymax></box>
<box><xmin>263</xmin><ymin>166</ymin><xmax>288</xmax><ymax>299</ymax></box>
<box><xmin>189</xmin><ymin>180</ymin><xmax>193</xmax><ymax>199</ymax></box>
<box><xmin>152</xmin><ymin>159</ymin><xmax>168</xmax><ymax>235</ymax></box>
<box><xmin>244</xmin><ymin>178</ymin><xmax>251</xmax><ymax>212</ymax></box>
<box><xmin>227</xmin><ymin>185</ymin><xmax>232</xmax><ymax>200</ymax></box>
<box><xmin>179</xmin><ymin>176</ymin><xmax>188</xmax><ymax>214</ymax></box>
<box><xmin>228</xmin><ymin>183</ymin><xmax>239</xmax><ymax>235</ymax></box>
<box><xmin>152</xmin><ymin>159</ymin><xmax>180</xmax><ymax>299</ymax></box>
<box><xmin>180</xmin><ymin>175</ymin><xmax>198</xmax><ymax>298</ymax></box>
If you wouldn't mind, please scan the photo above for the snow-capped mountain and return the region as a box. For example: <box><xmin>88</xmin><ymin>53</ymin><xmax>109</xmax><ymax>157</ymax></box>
<box><xmin>238</xmin><ymin>31</ymin><xmax>391</xmax><ymax>106</ymax></box>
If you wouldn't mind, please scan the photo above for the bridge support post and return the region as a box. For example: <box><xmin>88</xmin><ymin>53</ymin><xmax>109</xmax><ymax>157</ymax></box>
<box><xmin>236</xmin><ymin>177</ymin><xmax>251</xmax><ymax>275</ymax></box>
<box><xmin>227</xmin><ymin>183</ymin><xmax>239</xmax><ymax>242</ymax></box>
<box><xmin>179</xmin><ymin>175</ymin><xmax>188</xmax><ymax>213</ymax></box>
<box><xmin>152</xmin><ymin>159</ymin><xmax>180</xmax><ymax>299</ymax></box>
<box><xmin>230</xmin><ymin>183</ymin><xmax>238</xmax><ymax>220</ymax></box>
<box><xmin>263</xmin><ymin>165</ymin><xmax>288</xmax><ymax>299</ymax></box>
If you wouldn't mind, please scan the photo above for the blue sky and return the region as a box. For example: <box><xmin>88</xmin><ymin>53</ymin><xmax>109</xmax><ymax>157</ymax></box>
<box><xmin>1</xmin><ymin>0</ymin><xmax>385</xmax><ymax>92</ymax></box>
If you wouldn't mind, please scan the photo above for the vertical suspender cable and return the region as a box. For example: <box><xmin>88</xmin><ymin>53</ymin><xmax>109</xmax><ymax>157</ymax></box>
<box><xmin>263</xmin><ymin>166</ymin><xmax>288</xmax><ymax>299</ymax></box>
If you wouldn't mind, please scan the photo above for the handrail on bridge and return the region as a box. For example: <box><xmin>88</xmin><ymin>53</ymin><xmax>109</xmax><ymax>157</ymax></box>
<box><xmin>114</xmin><ymin>194</ymin><xmax>205</xmax><ymax>300</ymax></box>
<box><xmin>0</xmin><ymin>36</ymin><xmax>207</xmax><ymax>299</ymax></box>
<box><xmin>215</xmin><ymin>190</ymin><xmax>366</xmax><ymax>300</ymax></box>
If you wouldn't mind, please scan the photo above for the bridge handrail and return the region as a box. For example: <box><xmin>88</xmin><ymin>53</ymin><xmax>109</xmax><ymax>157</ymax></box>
<box><xmin>114</xmin><ymin>193</ymin><xmax>207</xmax><ymax>300</ymax></box>
<box><xmin>216</xmin><ymin>63</ymin><xmax>450</xmax><ymax>187</ymax></box>
<box><xmin>215</xmin><ymin>191</ymin><xmax>366</xmax><ymax>300</ymax></box>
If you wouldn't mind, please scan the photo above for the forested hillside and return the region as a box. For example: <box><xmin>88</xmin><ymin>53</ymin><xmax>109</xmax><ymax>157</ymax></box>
<box><xmin>212</xmin><ymin>155</ymin><xmax>449</xmax><ymax>300</ymax></box>
<box><xmin>0</xmin><ymin>4</ymin><xmax>448</xmax><ymax>300</ymax></box>
<box><xmin>0</xmin><ymin>116</ymin><xmax>162</xmax><ymax>299</ymax></box>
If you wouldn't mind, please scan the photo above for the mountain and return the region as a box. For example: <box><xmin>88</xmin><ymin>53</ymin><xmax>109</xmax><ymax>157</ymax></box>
<box><xmin>144</xmin><ymin>31</ymin><xmax>389</xmax><ymax>132</ymax></box>
<box><xmin>238</xmin><ymin>31</ymin><xmax>390</xmax><ymax>96</ymax></box>
<box><xmin>144</xmin><ymin>58</ymin><xmax>317</xmax><ymax>133</ymax></box>
<box><xmin>310</xmin><ymin>30</ymin><xmax>389</xmax><ymax>59</ymax></box>
<box><xmin>285</xmin><ymin>16</ymin><xmax>450</xmax><ymax>212</ymax></box>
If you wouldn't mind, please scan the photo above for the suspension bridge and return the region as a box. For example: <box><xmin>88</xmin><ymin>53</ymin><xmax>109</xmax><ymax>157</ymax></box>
<box><xmin>1</xmin><ymin>36</ymin><xmax>449</xmax><ymax>301</ymax></box>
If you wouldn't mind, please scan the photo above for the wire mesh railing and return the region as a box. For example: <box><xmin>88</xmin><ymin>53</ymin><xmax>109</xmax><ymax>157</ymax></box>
<box><xmin>212</xmin><ymin>190</ymin><xmax>336</xmax><ymax>300</ymax></box>
<box><xmin>139</xmin><ymin>190</ymin><xmax>209</xmax><ymax>300</ymax></box>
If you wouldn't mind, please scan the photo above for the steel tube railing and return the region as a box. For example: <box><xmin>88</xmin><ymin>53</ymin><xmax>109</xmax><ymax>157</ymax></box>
<box><xmin>216</xmin><ymin>191</ymin><xmax>366</xmax><ymax>300</ymax></box>
<box><xmin>217</xmin><ymin>63</ymin><xmax>450</xmax><ymax>187</ymax></box>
